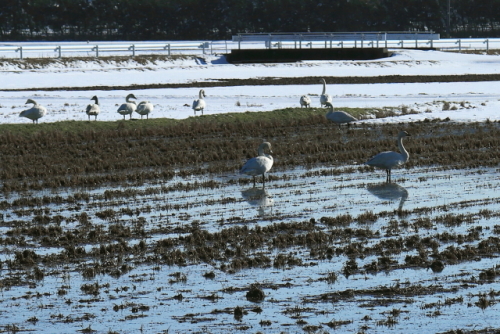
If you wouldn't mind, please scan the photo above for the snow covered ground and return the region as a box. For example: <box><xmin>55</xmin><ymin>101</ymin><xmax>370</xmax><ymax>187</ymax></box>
<box><xmin>1</xmin><ymin>49</ymin><xmax>500</xmax><ymax>123</ymax></box>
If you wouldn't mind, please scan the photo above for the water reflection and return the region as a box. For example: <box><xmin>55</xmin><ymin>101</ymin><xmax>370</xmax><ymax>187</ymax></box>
<box><xmin>366</xmin><ymin>182</ymin><xmax>409</xmax><ymax>211</ymax></box>
<box><xmin>241</xmin><ymin>187</ymin><xmax>274</xmax><ymax>217</ymax></box>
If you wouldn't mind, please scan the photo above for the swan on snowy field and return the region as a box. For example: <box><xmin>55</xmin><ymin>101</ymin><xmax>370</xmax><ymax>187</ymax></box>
<box><xmin>136</xmin><ymin>101</ymin><xmax>153</xmax><ymax>119</ymax></box>
<box><xmin>86</xmin><ymin>95</ymin><xmax>100</xmax><ymax>121</ymax></box>
<box><xmin>117</xmin><ymin>93</ymin><xmax>137</xmax><ymax>120</ymax></box>
<box><xmin>240</xmin><ymin>142</ymin><xmax>274</xmax><ymax>188</ymax></box>
<box><xmin>320</xmin><ymin>78</ymin><xmax>332</xmax><ymax>107</ymax></box>
<box><xmin>20</xmin><ymin>99</ymin><xmax>47</xmax><ymax>124</ymax></box>
<box><xmin>300</xmin><ymin>95</ymin><xmax>311</xmax><ymax>108</ymax></box>
<box><xmin>325</xmin><ymin>102</ymin><xmax>357</xmax><ymax>128</ymax></box>
<box><xmin>366</xmin><ymin>131</ymin><xmax>411</xmax><ymax>183</ymax></box>
<box><xmin>192</xmin><ymin>89</ymin><xmax>206</xmax><ymax>115</ymax></box>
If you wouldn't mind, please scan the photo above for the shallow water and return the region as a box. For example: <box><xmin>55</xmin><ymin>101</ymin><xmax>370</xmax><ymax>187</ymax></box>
<box><xmin>1</xmin><ymin>164</ymin><xmax>500</xmax><ymax>333</ymax></box>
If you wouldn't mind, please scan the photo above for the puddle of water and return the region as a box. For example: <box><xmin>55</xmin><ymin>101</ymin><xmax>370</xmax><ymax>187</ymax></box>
<box><xmin>1</xmin><ymin>165</ymin><xmax>500</xmax><ymax>333</ymax></box>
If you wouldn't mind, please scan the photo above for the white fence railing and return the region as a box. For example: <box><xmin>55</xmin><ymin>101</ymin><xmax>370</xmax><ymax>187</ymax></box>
<box><xmin>261</xmin><ymin>38</ymin><xmax>500</xmax><ymax>52</ymax></box>
<box><xmin>0</xmin><ymin>41</ymin><xmax>214</xmax><ymax>59</ymax></box>
<box><xmin>0</xmin><ymin>38</ymin><xmax>499</xmax><ymax>59</ymax></box>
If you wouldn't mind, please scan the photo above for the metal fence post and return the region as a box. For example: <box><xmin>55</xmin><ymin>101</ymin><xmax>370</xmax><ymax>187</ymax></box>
<box><xmin>484</xmin><ymin>39</ymin><xmax>489</xmax><ymax>52</ymax></box>
<box><xmin>55</xmin><ymin>46</ymin><xmax>62</xmax><ymax>58</ymax></box>
<box><xmin>95</xmin><ymin>45</ymin><xmax>99</xmax><ymax>57</ymax></box>
<box><xmin>17</xmin><ymin>46</ymin><xmax>23</xmax><ymax>59</ymax></box>
<box><xmin>456</xmin><ymin>39</ymin><xmax>461</xmax><ymax>52</ymax></box>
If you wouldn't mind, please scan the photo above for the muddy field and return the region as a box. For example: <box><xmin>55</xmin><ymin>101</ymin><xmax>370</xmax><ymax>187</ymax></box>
<box><xmin>0</xmin><ymin>108</ymin><xmax>500</xmax><ymax>334</ymax></box>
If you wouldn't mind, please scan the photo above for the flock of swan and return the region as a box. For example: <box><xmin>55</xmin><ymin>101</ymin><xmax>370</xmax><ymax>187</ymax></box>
<box><xmin>239</xmin><ymin>78</ymin><xmax>409</xmax><ymax>185</ymax></box>
<box><xmin>18</xmin><ymin>89</ymin><xmax>209</xmax><ymax>123</ymax></box>
<box><xmin>19</xmin><ymin>79</ymin><xmax>360</xmax><ymax>125</ymax></box>
<box><xmin>240</xmin><ymin>130</ymin><xmax>410</xmax><ymax>187</ymax></box>
<box><xmin>16</xmin><ymin>78</ymin><xmax>409</xmax><ymax>183</ymax></box>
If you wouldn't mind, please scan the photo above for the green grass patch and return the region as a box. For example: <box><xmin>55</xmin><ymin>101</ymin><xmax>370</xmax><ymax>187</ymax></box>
<box><xmin>0</xmin><ymin>106</ymin><xmax>380</xmax><ymax>136</ymax></box>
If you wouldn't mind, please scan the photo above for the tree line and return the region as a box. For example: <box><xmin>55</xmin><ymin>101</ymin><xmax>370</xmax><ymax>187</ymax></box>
<box><xmin>1</xmin><ymin>0</ymin><xmax>500</xmax><ymax>41</ymax></box>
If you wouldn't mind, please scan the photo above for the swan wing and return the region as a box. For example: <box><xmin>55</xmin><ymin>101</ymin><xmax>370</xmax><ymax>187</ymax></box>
<box><xmin>86</xmin><ymin>104</ymin><xmax>100</xmax><ymax>116</ymax></box>
<box><xmin>320</xmin><ymin>94</ymin><xmax>332</xmax><ymax>104</ymax></box>
<box><xmin>137</xmin><ymin>101</ymin><xmax>153</xmax><ymax>115</ymax></box>
<box><xmin>240</xmin><ymin>156</ymin><xmax>273</xmax><ymax>176</ymax></box>
<box><xmin>366</xmin><ymin>151</ymin><xmax>405</xmax><ymax>170</ymax></box>
<box><xmin>20</xmin><ymin>105</ymin><xmax>46</xmax><ymax>120</ymax></box>
<box><xmin>118</xmin><ymin>102</ymin><xmax>136</xmax><ymax>115</ymax></box>
<box><xmin>192</xmin><ymin>99</ymin><xmax>206</xmax><ymax>110</ymax></box>
<box><xmin>326</xmin><ymin>111</ymin><xmax>357</xmax><ymax>123</ymax></box>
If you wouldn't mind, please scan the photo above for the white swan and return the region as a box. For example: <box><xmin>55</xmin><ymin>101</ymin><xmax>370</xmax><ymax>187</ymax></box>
<box><xmin>192</xmin><ymin>89</ymin><xmax>206</xmax><ymax>115</ymax></box>
<box><xmin>20</xmin><ymin>99</ymin><xmax>47</xmax><ymax>124</ymax></box>
<box><xmin>117</xmin><ymin>93</ymin><xmax>137</xmax><ymax>120</ymax></box>
<box><xmin>300</xmin><ymin>95</ymin><xmax>311</xmax><ymax>108</ymax></box>
<box><xmin>320</xmin><ymin>78</ymin><xmax>332</xmax><ymax>107</ymax></box>
<box><xmin>366</xmin><ymin>131</ymin><xmax>411</xmax><ymax>183</ymax></box>
<box><xmin>325</xmin><ymin>102</ymin><xmax>357</xmax><ymax>128</ymax></box>
<box><xmin>136</xmin><ymin>101</ymin><xmax>153</xmax><ymax>119</ymax></box>
<box><xmin>240</xmin><ymin>142</ymin><xmax>274</xmax><ymax>187</ymax></box>
<box><xmin>86</xmin><ymin>95</ymin><xmax>100</xmax><ymax>121</ymax></box>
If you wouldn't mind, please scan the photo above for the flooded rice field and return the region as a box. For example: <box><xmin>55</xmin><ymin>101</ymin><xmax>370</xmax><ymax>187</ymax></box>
<box><xmin>1</xmin><ymin>119</ymin><xmax>500</xmax><ymax>333</ymax></box>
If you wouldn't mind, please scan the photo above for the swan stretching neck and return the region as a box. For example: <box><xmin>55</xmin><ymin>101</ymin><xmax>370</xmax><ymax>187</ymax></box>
<box><xmin>366</xmin><ymin>131</ymin><xmax>411</xmax><ymax>183</ymax></box>
<box><xmin>320</xmin><ymin>78</ymin><xmax>332</xmax><ymax>107</ymax></box>
<box><xmin>240</xmin><ymin>142</ymin><xmax>274</xmax><ymax>188</ymax></box>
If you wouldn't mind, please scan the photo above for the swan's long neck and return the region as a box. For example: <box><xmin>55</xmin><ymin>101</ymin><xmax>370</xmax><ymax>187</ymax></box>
<box><xmin>93</xmin><ymin>97</ymin><xmax>99</xmax><ymax>105</ymax></box>
<box><xmin>199</xmin><ymin>90</ymin><xmax>204</xmax><ymax>99</ymax></box>
<box><xmin>321</xmin><ymin>80</ymin><xmax>326</xmax><ymax>95</ymax></box>
<box><xmin>258</xmin><ymin>146</ymin><xmax>266</xmax><ymax>156</ymax></box>
<box><xmin>398</xmin><ymin>136</ymin><xmax>409</xmax><ymax>162</ymax></box>
<box><xmin>258</xmin><ymin>146</ymin><xmax>272</xmax><ymax>160</ymax></box>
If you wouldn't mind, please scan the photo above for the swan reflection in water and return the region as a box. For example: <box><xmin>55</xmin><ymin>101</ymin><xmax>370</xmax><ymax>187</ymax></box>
<box><xmin>366</xmin><ymin>182</ymin><xmax>409</xmax><ymax>212</ymax></box>
<box><xmin>241</xmin><ymin>187</ymin><xmax>274</xmax><ymax>217</ymax></box>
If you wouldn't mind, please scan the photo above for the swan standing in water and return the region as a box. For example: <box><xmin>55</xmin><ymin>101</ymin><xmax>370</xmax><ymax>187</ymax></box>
<box><xmin>240</xmin><ymin>142</ymin><xmax>274</xmax><ymax>188</ymax></box>
<box><xmin>86</xmin><ymin>95</ymin><xmax>100</xmax><ymax>121</ymax></box>
<box><xmin>366</xmin><ymin>131</ymin><xmax>411</xmax><ymax>183</ymax></box>
<box><xmin>117</xmin><ymin>93</ymin><xmax>137</xmax><ymax>120</ymax></box>
<box><xmin>20</xmin><ymin>99</ymin><xmax>47</xmax><ymax>124</ymax></box>
<box><xmin>300</xmin><ymin>95</ymin><xmax>311</xmax><ymax>108</ymax></box>
<box><xmin>320</xmin><ymin>78</ymin><xmax>332</xmax><ymax>107</ymax></box>
<box><xmin>192</xmin><ymin>89</ymin><xmax>206</xmax><ymax>115</ymax></box>
<box><xmin>325</xmin><ymin>102</ymin><xmax>357</xmax><ymax>128</ymax></box>
<box><xmin>136</xmin><ymin>100</ymin><xmax>153</xmax><ymax>119</ymax></box>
